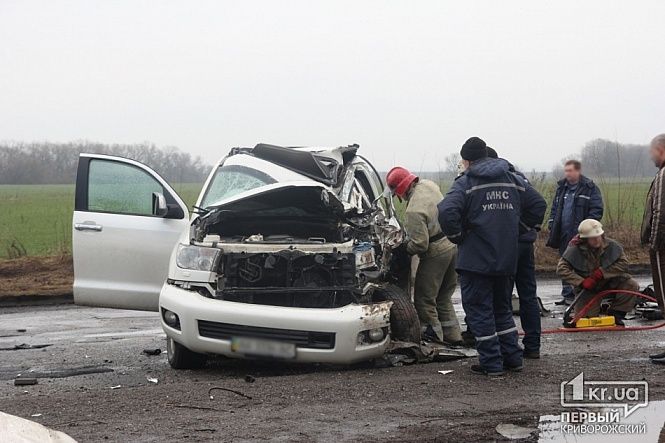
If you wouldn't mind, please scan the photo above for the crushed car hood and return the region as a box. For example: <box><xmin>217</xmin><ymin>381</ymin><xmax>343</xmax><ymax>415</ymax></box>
<box><xmin>194</xmin><ymin>183</ymin><xmax>347</xmax><ymax>241</ymax></box>
<box><xmin>203</xmin><ymin>181</ymin><xmax>344</xmax><ymax>215</ymax></box>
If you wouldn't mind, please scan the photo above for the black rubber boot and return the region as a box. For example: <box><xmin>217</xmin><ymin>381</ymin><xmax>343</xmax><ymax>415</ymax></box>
<box><xmin>524</xmin><ymin>351</ymin><xmax>540</xmax><ymax>359</ymax></box>
<box><xmin>422</xmin><ymin>325</ymin><xmax>443</xmax><ymax>344</ymax></box>
<box><xmin>608</xmin><ymin>310</ymin><xmax>626</xmax><ymax>327</ymax></box>
<box><xmin>471</xmin><ymin>364</ymin><xmax>505</xmax><ymax>377</ymax></box>
<box><xmin>461</xmin><ymin>329</ymin><xmax>475</xmax><ymax>347</ymax></box>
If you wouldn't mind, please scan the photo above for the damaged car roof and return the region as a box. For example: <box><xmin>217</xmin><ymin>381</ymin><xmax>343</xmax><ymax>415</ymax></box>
<box><xmin>199</xmin><ymin>144</ymin><xmax>362</xmax><ymax>210</ymax></box>
<box><xmin>247</xmin><ymin>144</ymin><xmax>359</xmax><ymax>186</ymax></box>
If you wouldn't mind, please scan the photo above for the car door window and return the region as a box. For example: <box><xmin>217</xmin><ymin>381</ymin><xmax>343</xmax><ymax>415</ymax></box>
<box><xmin>88</xmin><ymin>159</ymin><xmax>164</xmax><ymax>215</ymax></box>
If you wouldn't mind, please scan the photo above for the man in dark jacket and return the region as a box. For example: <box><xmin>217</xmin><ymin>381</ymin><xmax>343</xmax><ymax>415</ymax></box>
<box><xmin>438</xmin><ymin>137</ymin><xmax>544</xmax><ymax>377</ymax></box>
<box><xmin>487</xmin><ymin>147</ymin><xmax>547</xmax><ymax>359</ymax></box>
<box><xmin>547</xmin><ymin>160</ymin><xmax>603</xmax><ymax>305</ymax></box>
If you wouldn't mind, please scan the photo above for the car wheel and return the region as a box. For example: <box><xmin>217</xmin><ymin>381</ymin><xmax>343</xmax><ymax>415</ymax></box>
<box><xmin>166</xmin><ymin>337</ymin><xmax>207</xmax><ymax>369</ymax></box>
<box><xmin>373</xmin><ymin>284</ymin><xmax>421</xmax><ymax>343</ymax></box>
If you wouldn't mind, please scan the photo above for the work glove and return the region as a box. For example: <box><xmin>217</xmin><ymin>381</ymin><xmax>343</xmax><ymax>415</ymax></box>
<box><xmin>581</xmin><ymin>268</ymin><xmax>604</xmax><ymax>290</ymax></box>
<box><xmin>591</xmin><ymin>268</ymin><xmax>604</xmax><ymax>281</ymax></box>
<box><xmin>581</xmin><ymin>276</ymin><xmax>598</xmax><ymax>291</ymax></box>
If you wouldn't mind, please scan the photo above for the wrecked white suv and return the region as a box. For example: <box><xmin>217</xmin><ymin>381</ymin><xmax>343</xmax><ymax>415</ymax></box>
<box><xmin>72</xmin><ymin>144</ymin><xmax>419</xmax><ymax>368</ymax></box>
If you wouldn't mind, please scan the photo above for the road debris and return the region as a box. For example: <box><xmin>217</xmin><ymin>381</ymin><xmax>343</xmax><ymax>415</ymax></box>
<box><xmin>1</xmin><ymin>365</ymin><xmax>114</xmax><ymax>381</ymax></box>
<box><xmin>169</xmin><ymin>403</ymin><xmax>232</xmax><ymax>413</ymax></box>
<box><xmin>379</xmin><ymin>341</ymin><xmax>477</xmax><ymax>367</ymax></box>
<box><xmin>0</xmin><ymin>411</ymin><xmax>77</xmax><ymax>443</ymax></box>
<box><xmin>437</xmin><ymin>370</ymin><xmax>454</xmax><ymax>375</ymax></box>
<box><xmin>30</xmin><ymin>413</ymin><xmax>42</xmax><ymax>418</ymax></box>
<box><xmin>142</xmin><ymin>348</ymin><xmax>162</xmax><ymax>356</ymax></box>
<box><xmin>244</xmin><ymin>375</ymin><xmax>256</xmax><ymax>383</ymax></box>
<box><xmin>14</xmin><ymin>378</ymin><xmax>38</xmax><ymax>386</ymax></box>
<box><xmin>0</xmin><ymin>343</ymin><xmax>52</xmax><ymax>351</ymax></box>
<box><xmin>496</xmin><ymin>423</ymin><xmax>537</xmax><ymax>440</ymax></box>
<box><xmin>109</xmin><ymin>385</ymin><xmax>122</xmax><ymax>390</ymax></box>
<box><xmin>208</xmin><ymin>387</ymin><xmax>252</xmax><ymax>400</ymax></box>
<box><xmin>146</xmin><ymin>377</ymin><xmax>159</xmax><ymax>384</ymax></box>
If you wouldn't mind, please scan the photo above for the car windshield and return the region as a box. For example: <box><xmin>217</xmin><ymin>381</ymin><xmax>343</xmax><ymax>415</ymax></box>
<box><xmin>200</xmin><ymin>164</ymin><xmax>276</xmax><ymax>207</ymax></box>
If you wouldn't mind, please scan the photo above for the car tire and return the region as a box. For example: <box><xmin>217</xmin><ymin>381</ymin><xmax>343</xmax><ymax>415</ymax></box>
<box><xmin>373</xmin><ymin>284</ymin><xmax>421</xmax><ymax>343</ymax></box>
<box><xmin>167</xmin><ymin>337</ymin><xmax>207</xmax><ymax>369</ymax></box>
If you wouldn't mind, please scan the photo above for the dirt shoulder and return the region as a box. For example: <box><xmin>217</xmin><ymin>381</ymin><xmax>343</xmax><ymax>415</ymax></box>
<box><xmin>0</xmin><ymin>235</ymin><xmax>652</xmax><ymax>300</ymax></box>
<box><xmin>0</xmin><ymin>255</ymin><xmax>73</xmax><ymax>298</ymax></box>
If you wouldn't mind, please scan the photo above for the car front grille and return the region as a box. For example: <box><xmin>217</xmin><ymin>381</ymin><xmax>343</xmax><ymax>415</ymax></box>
<box><xmin>197</xmin><ymin>320</ymin><xmax>336</xmax><ymax>350</ymax></box>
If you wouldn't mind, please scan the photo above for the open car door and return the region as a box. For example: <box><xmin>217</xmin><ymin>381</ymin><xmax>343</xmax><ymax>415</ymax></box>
<box><xmin>72</xmin><ymin>154</ymin><xmax>190</xmax><ymax>311</ymax></box>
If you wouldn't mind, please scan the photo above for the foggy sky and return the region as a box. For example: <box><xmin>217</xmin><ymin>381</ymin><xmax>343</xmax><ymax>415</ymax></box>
<box><xmin>1</xmin><ymin>1</ymin><xmax>664</xmax><ymax>172</ymax></box>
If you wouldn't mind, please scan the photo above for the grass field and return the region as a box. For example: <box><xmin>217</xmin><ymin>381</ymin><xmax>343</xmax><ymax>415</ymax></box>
<box><xmin>0</xmin><ymin>178</ymin><xmax>653</xmax><ymax>260</ymax></box>
<box><xmin>0</xmin><ymin>183</ymin><xmax>202</xmax><ymax>258</ymax></box>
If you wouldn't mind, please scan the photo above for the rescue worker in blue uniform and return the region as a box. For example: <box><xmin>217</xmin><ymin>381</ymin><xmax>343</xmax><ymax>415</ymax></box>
<box><xmin>487</xmin><ymin>147</ymin><xmax>547</xmax><ymax>359</ymax></box>
<box><xmin>438</xmin><ymin>137</ymin><xmax>545</xmax><ymax>376</ymax></box>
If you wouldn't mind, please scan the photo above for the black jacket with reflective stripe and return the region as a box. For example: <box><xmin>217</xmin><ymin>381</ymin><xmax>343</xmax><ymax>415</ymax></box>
<box><xmin>438</xmin><ymin>158</ymin><xmax>544</xmax><ymax>276</ymax></box>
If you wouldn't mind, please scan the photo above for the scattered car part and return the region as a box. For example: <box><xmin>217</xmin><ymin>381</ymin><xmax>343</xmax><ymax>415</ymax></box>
<box><xmin>0</xmin><ymin>412</ymin><xmax>77</xmax><ymax>443</ymax></box>
<box><xmin>208</xmin><ymin>386</ymin><xmax>252</xmax><ymax>400</ymax></box>
<box><xmin>0</xmin><ymin>343</ymin><xmax>52</xmax><ymax>351</ymax></box>
<box><xmin>496</xmin><ymin>424</ymin><xmax>537</xmax><ymax>440</ymax></box>
<box><xmin>142</xmin><ymin>348</ymin><xmax>162</xmax><ymax>356</ymax></box>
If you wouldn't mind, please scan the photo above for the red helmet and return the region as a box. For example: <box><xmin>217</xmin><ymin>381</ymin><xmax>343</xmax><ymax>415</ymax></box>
<box><xmin>386</xmin><ymin>166</ymin><xmax>418</xmax><ymax>198</ymax></box>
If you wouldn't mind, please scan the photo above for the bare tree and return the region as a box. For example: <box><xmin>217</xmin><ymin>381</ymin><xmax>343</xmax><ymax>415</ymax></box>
<box><xmin>444</xmin><ymin>152</ymin><xmax>462</xmax><ymax>178</ymax></box>
<box><xmin>0</xmin><ymin>141</ymin><xmax>211</xmax><ymax>184</ymax></box>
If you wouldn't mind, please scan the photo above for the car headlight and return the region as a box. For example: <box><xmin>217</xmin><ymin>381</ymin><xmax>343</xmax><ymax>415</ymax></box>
<box><xmin>176</xmin><ymin>245</ymin><xmax>221</xmax><ymax>271</ymax></box>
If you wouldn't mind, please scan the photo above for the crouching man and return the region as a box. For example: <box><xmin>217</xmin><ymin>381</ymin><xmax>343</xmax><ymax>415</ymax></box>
<box><xmin>557</xmin><ymin>219</ymin><xmax>638</xmax><ymax>326</ymax></box>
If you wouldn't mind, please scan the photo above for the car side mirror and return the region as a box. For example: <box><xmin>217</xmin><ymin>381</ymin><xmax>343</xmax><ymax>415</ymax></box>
<box><xmin>152</xmin><ymin>192</ymin><xmax>168</xmax><ymax>217</ymax></box>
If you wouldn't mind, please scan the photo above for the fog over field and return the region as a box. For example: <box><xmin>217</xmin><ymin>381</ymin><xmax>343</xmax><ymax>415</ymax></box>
<box><xmin>1</xmin><ymin>1</ymin><xmax>665</xmax><ymax>171</ymax></box>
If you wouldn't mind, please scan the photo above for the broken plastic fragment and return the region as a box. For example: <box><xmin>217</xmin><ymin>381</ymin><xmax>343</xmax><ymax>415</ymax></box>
<box><xmin>142</xmin><ymin>348</ymin><xmax>162</xmax><ymax>356</ymax></box>
<box><xmin>496</xmin><ymin>423</ymin><xmax>536</xmax><ymax>440</ymax></box>
<box><xmin>109</xmin><ymin>385</ymin><xmax>122</xmax><ymax>390</ymax></box>
<box><xmin>437</xmin><ymin>370</ymin><xmax>454</xmax><ymax>375</ymax></box>
<box><xmin>147</xmin><ymin>377</ymin><xmax>158</xmax><ymax>384</ymax></box>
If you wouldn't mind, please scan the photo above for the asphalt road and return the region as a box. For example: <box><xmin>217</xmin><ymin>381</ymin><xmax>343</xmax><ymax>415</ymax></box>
<box><xmin>1</xmin><ymin>278</ymin><xmax>664</xmax><ymax>442</ymax></box>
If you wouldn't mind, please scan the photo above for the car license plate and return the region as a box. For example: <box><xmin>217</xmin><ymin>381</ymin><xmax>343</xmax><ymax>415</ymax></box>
<box><xmin>231</xmin><ymin>336</ymin><xmax>297</xmax><ymax>359</ymax></box>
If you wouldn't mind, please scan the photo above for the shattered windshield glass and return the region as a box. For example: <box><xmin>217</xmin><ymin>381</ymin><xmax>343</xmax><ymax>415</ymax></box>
<box><xmin>200</xmin><ymin>165</ymin><xmax>276</xmax><ymax>207</ymax></box>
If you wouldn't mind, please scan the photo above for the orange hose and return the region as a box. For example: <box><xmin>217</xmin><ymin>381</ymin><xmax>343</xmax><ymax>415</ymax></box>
<box><xmin>537</xmin><ymin>289</ymin><xmax>665</xmax><ymax>334</ymax></box>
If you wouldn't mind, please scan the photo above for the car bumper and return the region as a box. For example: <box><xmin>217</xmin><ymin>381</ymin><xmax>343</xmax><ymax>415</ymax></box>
<box><xmin>159</xmin><ymin>283</ymin><xmax>392</xmax><ymax>364</ymax></box>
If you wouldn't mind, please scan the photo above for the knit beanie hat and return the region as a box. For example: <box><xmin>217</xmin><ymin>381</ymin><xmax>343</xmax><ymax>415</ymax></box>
<box><xmin>460</xmin><ymin>137</ymin><xmax>488</xmax><ymax>161</ymax></box>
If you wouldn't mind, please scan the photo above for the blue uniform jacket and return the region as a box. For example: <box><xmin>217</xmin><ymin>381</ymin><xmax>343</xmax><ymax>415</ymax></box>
<box><xmin>510</xmin><ymin>166</ymin><xmax>547</xmax><ymax>243</ymax></box>
<box><xmin>438</xmin><ymin>158</ymin><xmax>544</xmax><ymax>276</ymax></box>
<box><xmin>546</xmin><ymin>175</ymin><xmax>603</xmax><ymax>249</ymax></box>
